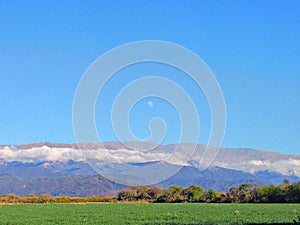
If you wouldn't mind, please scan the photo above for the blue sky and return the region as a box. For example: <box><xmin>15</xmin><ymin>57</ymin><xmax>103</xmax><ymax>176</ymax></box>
<box><xmin>0</xmin><ymin>0</ymin><xmax>299</xmax><ymax>154</ymax></box>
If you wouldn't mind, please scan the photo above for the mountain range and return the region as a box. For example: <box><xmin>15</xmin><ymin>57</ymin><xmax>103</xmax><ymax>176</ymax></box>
<box><xmin>0</xmin><ymin>142</ymin><xmax>299</xmax><ymax>196</ymax></box>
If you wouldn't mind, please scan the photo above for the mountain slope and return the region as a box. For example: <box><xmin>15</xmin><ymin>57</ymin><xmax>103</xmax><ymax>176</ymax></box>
<box><xmin>0</xmin><ymin>142</ymin><xmax>299</xmax><ymax>196</ymax></box>
<box><xmin>0</xmin><ymin>174</ymin><xmax>126</xmax><ymax>197</ymax></box>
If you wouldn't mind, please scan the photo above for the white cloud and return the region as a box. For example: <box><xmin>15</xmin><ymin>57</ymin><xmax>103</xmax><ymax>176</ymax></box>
<box><xmin>0</xmin><ymin>146</ymin><xmax>85</xmax><ymax>163</ymax></box>
<box><xmin>214</xmin><ymin>159</ymin><xmax>300</xmax><ymax>177</ymax></box>
<box><xmin>0</xmin><ymin>145</ymin><xmax>299</xmax><ymax>177</ymax></box>
<box><xmin>0</xmin><ymin>145</ymin><xmax>186</xmax><ymax>165</ymax></box>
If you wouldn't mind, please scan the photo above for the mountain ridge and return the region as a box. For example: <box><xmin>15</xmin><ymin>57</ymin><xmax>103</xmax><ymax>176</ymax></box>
<box><xmin>0</xmin><ymin>142</ymin><xmax>299</xmax><ymax>196</ymax></box>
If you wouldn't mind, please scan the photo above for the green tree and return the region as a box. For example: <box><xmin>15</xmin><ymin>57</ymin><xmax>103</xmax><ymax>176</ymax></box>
<box><xmin>117</xmin><ymin>187</ymin><xmax>138</xmax><ymax>201</ymax></box>
<box><xmin>229</xmin><ymin>187</ymin><xmax>240</xmax><ymax>203</ymax></box>
<box><xmin>206</xmin><ymin>189</ymin><xmax>216</xmax><ymax>202</ymax></box>
<box><xmin>157</xmin><ymin>186</ymin><xmax>184</xmax><ymax>203</ymax></box>
<box><xmin>183</xmin><ymin>185</ymin><xmax>205</xmax><ymax>202</ymax></box>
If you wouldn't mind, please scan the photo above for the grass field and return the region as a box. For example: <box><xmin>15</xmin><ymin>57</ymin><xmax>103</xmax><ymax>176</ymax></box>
<box><xmin>0</xmin><ymin>203</ymin><xmax>300</xmax><ymax>225</ymax></box>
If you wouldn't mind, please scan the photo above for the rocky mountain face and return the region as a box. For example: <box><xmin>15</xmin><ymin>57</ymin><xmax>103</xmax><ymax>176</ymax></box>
<box><xmin>0</xmin><ymin>142</ymin><xmax>299</xmax><ymax>196</ymax></box>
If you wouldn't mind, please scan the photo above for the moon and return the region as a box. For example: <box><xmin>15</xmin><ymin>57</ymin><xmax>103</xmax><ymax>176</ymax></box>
<box><xmin>147</xmin><ymin>101</ymin><xmax>154</xmax><ymax>108</ymax></box>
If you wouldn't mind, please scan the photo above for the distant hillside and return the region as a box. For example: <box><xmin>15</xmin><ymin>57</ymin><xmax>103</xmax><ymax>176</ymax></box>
<box><xmin>0</xmin><ymin>174</ymin><xmax>126</xmax><ymax>197</ymax></box>
<box><xmin>0</xmin><ymin>142</ymin><xmax>299</xmax><ymax>196</ymax></box>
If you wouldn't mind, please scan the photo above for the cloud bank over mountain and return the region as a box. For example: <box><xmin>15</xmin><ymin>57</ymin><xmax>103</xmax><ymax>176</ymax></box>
<box><xmin>0</xmin><ymin>142</ymin><xmax>299</xmax><ymax>196</ymax></box>
<box><xmin>0</xmin><ymin>142</ymin><xmax>299</xmax><ymax>177</ymax></box>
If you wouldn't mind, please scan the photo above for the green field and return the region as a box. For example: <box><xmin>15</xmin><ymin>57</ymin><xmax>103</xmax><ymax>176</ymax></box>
<box><xmin>0</xmin><ymin>203</ymin><xmax>300</xmax><ymax>225</ymax></box>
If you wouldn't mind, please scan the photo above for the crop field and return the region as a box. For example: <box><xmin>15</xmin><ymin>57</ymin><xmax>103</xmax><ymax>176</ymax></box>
<box><xmin>0</xmin><ymin>203</ymin><xmax>300</xmax><ymax>225</ymax></box>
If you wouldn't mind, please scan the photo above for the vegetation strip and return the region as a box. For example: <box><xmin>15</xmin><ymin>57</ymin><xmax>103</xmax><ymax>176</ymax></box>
<box><xmin>1</xmin><ymin>180</ymin><xmax>299</xmax><ymax>204</ymax></box>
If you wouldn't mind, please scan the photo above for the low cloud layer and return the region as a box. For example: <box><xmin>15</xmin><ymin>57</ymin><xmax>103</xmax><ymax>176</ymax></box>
<box><xmin>0</xmin><ymin>145</ymin><xmax>187</xmax><ymax>166</ymax></box>
<box><xmin>216</xmin><ymin>159</ymin><xmax>300</xmax><ymax>177</ymax></box>
<box><xmin>0</xmin><ymin>145</ymin><xmax>300</xmax><ymax>177</ymax></box>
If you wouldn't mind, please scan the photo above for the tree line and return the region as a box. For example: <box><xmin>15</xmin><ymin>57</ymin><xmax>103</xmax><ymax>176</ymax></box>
<box><xmin>118</xmin><ymin>180</ymin><xmax>300</xmax><ymax>203</ymax></box>
<box><xmin>0</xmin><ymin>194</ymin><xmax>114</xmax><ymax>204</ymax></box>
<box><xmin>1</xmin><ymin>180</ymin><xmax>299</xmax><ymax>204</ymax></box>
